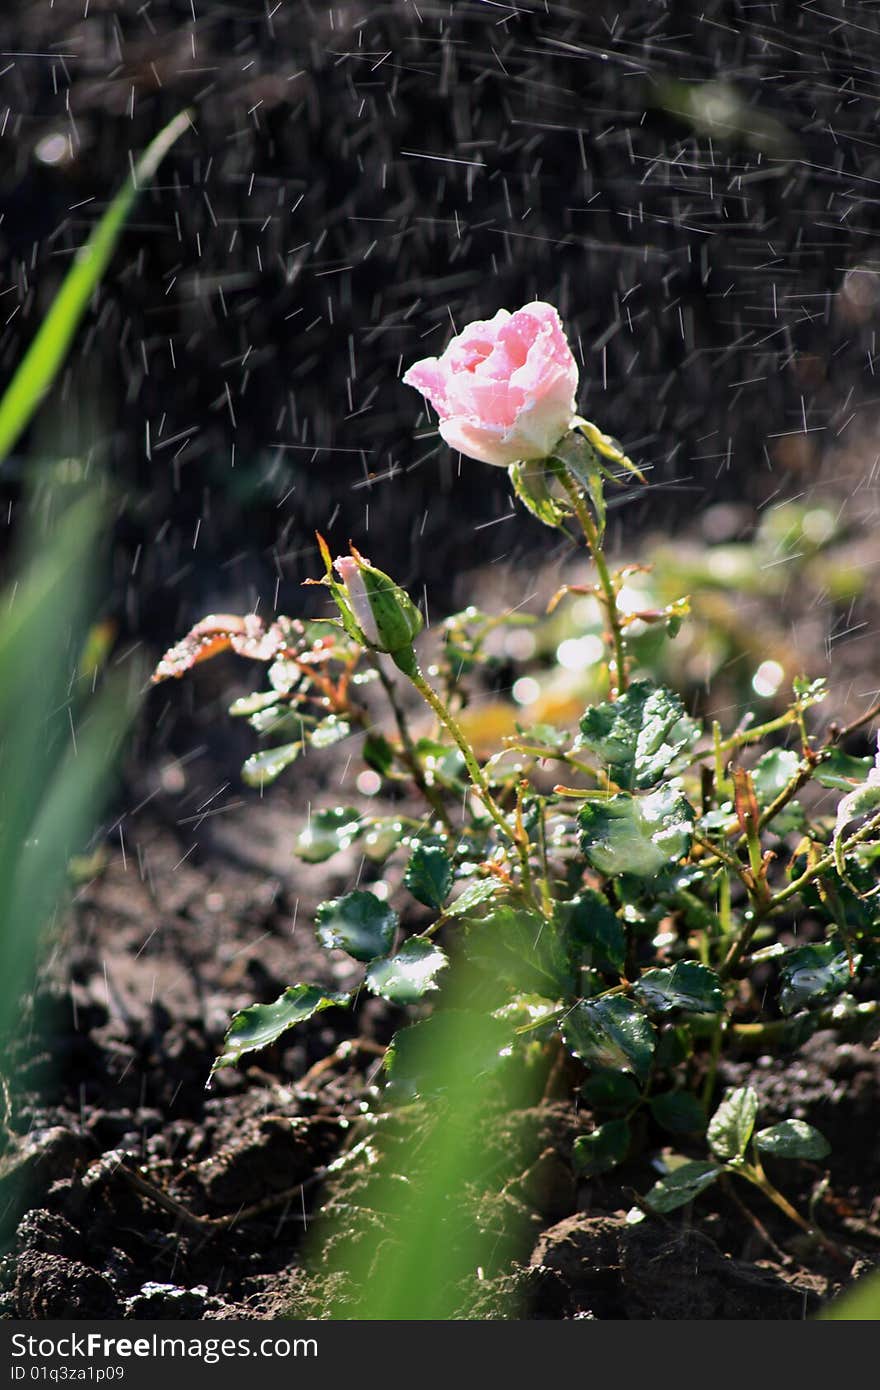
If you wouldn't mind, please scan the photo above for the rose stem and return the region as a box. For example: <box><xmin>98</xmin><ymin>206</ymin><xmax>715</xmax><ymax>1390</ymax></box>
<box><xmin>406</xmin><ymin>665</ymin><xmax>541</xmax><ymax>911</ymax></box>
<box><xmin>370</xmin><ymin>655</ymin><xmax>455</xmax><ymax>834</ymax></box>
<box><xmin>553</xmin><ymin>463</ymin><xmax>628</xmax><ymax>697</ymax></box>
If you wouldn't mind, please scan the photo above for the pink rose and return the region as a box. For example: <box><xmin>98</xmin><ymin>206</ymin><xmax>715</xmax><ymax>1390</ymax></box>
<box><xmin>402</xmin><ymin>302</ymin><xmax>579</xmax><ymax>468</ymax></box>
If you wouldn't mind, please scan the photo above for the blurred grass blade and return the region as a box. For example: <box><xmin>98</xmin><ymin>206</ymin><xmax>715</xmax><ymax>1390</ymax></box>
<box><xmin>820</xmin><ymin>1271</ymin><xmax>880</xmax><ymax>1320</ymax></box>
<box><xmin>0</xmin><ymin>109</ymin><xmax>192</xmax><ymax>465</ymax></box>
<box><xmin>0</xmin><ymin>487</ymin><xmax>135</xmax><ymax>1046</ymax></box>
<box><xmin>317</xmin><ymin>961</ymin><xmax>531</xmax><ymax>1321</ymax></box>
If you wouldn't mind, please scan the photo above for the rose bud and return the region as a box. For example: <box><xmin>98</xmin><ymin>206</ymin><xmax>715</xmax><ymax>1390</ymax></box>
<box><xmin>403</xmin><ymin>301</ymin><xmax>579</xmax><ymax>468</ymax></box>
<box><xmin>326</xmin><ymin>544</ymin><xmax>423</xmax><ymax>673</ymax></box>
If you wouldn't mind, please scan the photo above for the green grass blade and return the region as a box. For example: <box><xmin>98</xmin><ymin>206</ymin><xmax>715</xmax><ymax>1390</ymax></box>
<box><xmin>820</xmin><ymin>1270</ymin><xmax>880</xmax><ymax>1320</ymax></box>
<box><xmin>0</xmin><ymin>109</ymin><xmax>192</xmax><ymax>465</ymax></box>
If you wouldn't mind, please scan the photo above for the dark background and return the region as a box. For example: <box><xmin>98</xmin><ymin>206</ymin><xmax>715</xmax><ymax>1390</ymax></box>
<box><xmin>1</xmin><ymin>0</ymin><xmax>877</xmax><ymax>654</ymax></box>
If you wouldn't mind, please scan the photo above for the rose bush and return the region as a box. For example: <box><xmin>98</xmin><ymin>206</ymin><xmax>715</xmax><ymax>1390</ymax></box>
<box><xmin>403</xmin><ymin>301</ymin><xmax>579</xmax><ymax>467</ymax></box>
<box><xmin>153</xmin><ymin>300</ymin><xmax>880</xmax><ymax>1260</ymax></box>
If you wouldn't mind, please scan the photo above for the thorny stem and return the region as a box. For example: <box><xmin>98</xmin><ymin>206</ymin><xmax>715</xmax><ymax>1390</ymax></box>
<box><xmin>371</xmin><ymin>655</ymin><xmax>455</xmax><ymax>834</ymax></box>
<box><xmin>407</xmin><ymin>664</ymin><xmax>541</xmax><ymax>912</ymax></box>
<box><xmin>553</xmin><ymin>463</ymin><xmax>628</xmax><ymax>697</ymax></box>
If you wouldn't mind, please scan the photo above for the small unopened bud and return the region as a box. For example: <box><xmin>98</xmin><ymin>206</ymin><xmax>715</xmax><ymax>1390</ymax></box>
<box><xmin>331</xmin><ymin>546</ymin><xmax>423</xmax><ymax>669</ymax></box>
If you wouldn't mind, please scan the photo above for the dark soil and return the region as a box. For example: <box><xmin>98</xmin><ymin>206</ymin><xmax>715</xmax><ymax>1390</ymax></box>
<box><xmin>2</xmin><ymin>768</ymin><xmax>879</xmax><ymax>1321</ymax></box>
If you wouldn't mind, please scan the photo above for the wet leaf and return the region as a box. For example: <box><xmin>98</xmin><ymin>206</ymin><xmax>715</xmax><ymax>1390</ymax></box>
<box><xmin>246</xmin><ymin>705</ymin><xmax>299</xmax><ymax>738</ymax></box>
<box><xmin>562</xmin><ymin>995</ymin><xmax>655</xmax><ymax>1081</ymax></box>
<box><xmin>295</xmin><ymin>807</ymin><xmax>363</xmax><ymax>863</ymax></box>
<box><xmin>404</xmin><ymin>843</ymin><xmax>454</xmax><ymax>909</ymax></box>
<box><xmin>445</xmin><ymin>878</ymin><xmax>503</xmax><ymax>919</ymax></box>
<box><xmin>310</xmin><ymin>715</ymin><xmax>351</xmax><ymax>749</ymax></box>
<box><xmin>641</xmin><ymin>1159</ymin><xmax>721</xmax><ymax>1214</ymax></box>
<box><xmin>366</xmin><ymin>938</ymin><xmax>448</xmax><ymax>1004</ymax></box>
<box><xmin>649</xmin><ymin>1090</ymin><xmax>706</xmax><ymax>1135</ymax></box>
<box><xmin>833</xmin><ymin>738</ymin><xmax>880</xmax><ymax>875</ymax></box>
<box><xmin>551</xmin><ymin>431</ymin><xmax>608</xmax><ymax>538</ymax></box>
<box><xmin>576</xmin><ymin>681</ymin><xmax>701</xmax><ymax>791</ymax></box>
<box><xmin>575</xmin><ymin>417</ymin><xmax>645</xmax><ymax>482</ymax></box>
<box><xmin>555</xmin><ymin>890</ymin><xmax>626</xmax><ymax>976</ymax></box>
<box><xmin>362</xmin><ymin>817</ymin><xmax>405</xmax><ymax>863</ymax></box>
<box><xmin>581</xmin><ymin>1070</ymin><xmax>642</xmax><ymax>1114</ymax></box>
<box><xmin>315</xmin><ymin>890</ymin><xmax>398</xmax><ymax>962</ymax></box>
<box><xmin>815</xmin><ymin>748</ymin><xmax>873</xmax><ymax>792</ymax></box>
<box><xmin>466</xmin><ymin>905</ymin><xmax>573</xmax><ymax>999</ymax></box>
<box><xmin>755</xmin><ymin>1120</ymin><xmax>830</xmax><ymax>1160</ymax></box>
<box><xmin>229</xmin><ymin>690</ymin><xmax>282</xmax><ymax>717</ymax></box>
<box><xmin>779</xmin><ymin>943</ymin><xmax>852</xmax><ymax>1015</ymax></box>
<box><xmin>508</xmin><ymin>460</ymin><xmax>568</xmax><ymax>528</ymax></box>
<box><xmin>385</xmin><ymin>1011</ymin><xmax>510</xmax><ymax>1094</ymax></box>
<box><xmin>241</xmin><ymin>740</ymin><xmax>302</xmax><ymax>787</ymax></box>
<box><xmin>752</xmin><ymin>747</ymin><xmax>799</xmax><ymax>803</ymax></box>
<box><xmin>573</xmin><ymin>1118</ymin><xmax>630</xmax><ymax>1177</ymax></box>
<box><xmin>212</xmin><ymin>984</ymin><xmax>349</xmax><ymax>1074</ymax></box>
<box><xmin>578</xmin><ymin>785</ymin><xmax>695</xmax><ymax>878</ymax></box>
<box><xmin>633</xmin><ymin>962</ymin><xmax>723</xmax><ymax>1017</ymax></box>
<box><xmin>707</xmin><ymin>1085</ymin><xmax>758</xmax><ymax>1162</ymax></box>
<box><xmin>363</xmin><ymin>731</ymin><xmax>395</xmax><ymax>776</ymax></box>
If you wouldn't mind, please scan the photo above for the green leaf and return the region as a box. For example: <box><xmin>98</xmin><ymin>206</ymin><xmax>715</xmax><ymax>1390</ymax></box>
<box><xmin>404</xmin><ymin>843</ymin><xmax>454</xmax><ymax>910</ymax></box>
<box><xmin>751</xmin><ymin>748</ymin><xmax>806</xmax><ymax>832</ymax></box>
<box><xmin>752</xmin><ymin>747</ymin><xmax>800</xmax><ymax>803</ymax></box>
<box><xmin>229</xmin><ymin>690</ymin><xmax>282</xmax><ymax>717</ymax></box>
<box><xmin>576</xmin><ymin>681</ymin><xmax>701</xmax><ymax>791</ymax></box>
<box><xmin>363</xmin><ymin>731</ymin><xmax>395</xmax><ymax>776</ymax></box>
<box><xmin>212</xmin><ymin>984</ymin><xmax>349</xmax><ymax>1074</ymax></box>
<box><xmin>779</xmin><ymin>943</ymin><xmax>852</xmax><ymax>1016</ymax></box>
<box><xmin>315</xmin><ymin>890</ymin><xmax>398</xmax><ymax>962</ymax></box>
<box><xmin>633</xmin><ymin>962</ymin><xmax>723</xmax><ymax>1017</ymax></box>
<box><xmin>241</xmin><ymin>740</ymin><xmax>302</xmax><ymax>787</ymax></box>
<box><xmin>578</xmin><ymin>785</ymin><xmax>695</xmax><ymax>878</ymax></box>
<box><xmin>0</xmin><ymin>110</ymin><xmax>192</xmax><ymax>464</ymax></box>
<box><xmin>445</xmin><ymin>878</ymin><xmax>503</xmax><ymax>919</ymax></box>
<box><xmin>508</xmin><ymin>460</ymin><xmax>568</xmax><ymax>529</ymax></box>
<box><xmin>310</xmin><ymin>716</ymin><xmax>351</xmax><ymax>749</ymax></box>
<box><xmin>582</xmin><ymin>1070</ymin><xmax>642</xmax><ymax>1114</ymax></box>
<box><xmin>641</xmin><ymin>1159</ymin><xmax>721</xmax><ymax>1214</ymax></box>
<box><xmin>755</xmin><ymin>1120</ymin><xmax>830</xmax><ymax>1160</ymax></box>
<box><xmin>707</xmin><ymin>1085</ymin><xmax>758</xmax><ymax>1162</ymax></box>
<box><xmin>466</xmin><ymin>905</ymin><xmax>573</xmax><ymax>999</ymax></box>
<box><xmin>555</xmin><ymin>891</ymin><xmax>626</xmax><ymax>975</ymax></box>
<box><xmin>385</xmin><ymin>1011</ymin><xmax>509</xmax><ymax>1093</ymax></box>
<box><xmin>551</xmin><ymin>433</ymin><xmax>609</xmax><ymax>539</ymax></box>
<box><xmin>296</xmin><ymin>807</ymin><xmax>364</xmax><ymax>863</ymax></box>
<box><xmin>246</xmin><ymin>705</ymin><xmax>300</xmax><ymax>738</ymax></box>
<box><xmin>515</xmin><ymin>722</ymin><xmax>569</xmax><ymax>753</ymax></box>
<box><xmin>815</xmin><ymin>748</ymin><xmax>873</xmax><ymax>792</ymax></box>
<box><xmin>649</xmin><ymin>1090</ymin><xmax>706</xmax><ymax>1135</ymax></box>
<box><xmin>366</xmin><ymin>938</ymin><xmax>448</xmax><ymax>1004</ymax></box>
<box><xmin>574</xmin><ymin>417</ymin><xmax>645</xmax><ymax>482</ymax></box>
<box><xmin>562</xmin><ymin>995</ymin><xmax>655</xmax><ymax>1082</ymax></box>
<box><xmin>362</xmin><ymin>817</ymin><xmax>405</xmax><ymax>863</ymax></box>
<box><xmin>572</xmin><ymin>1119</ymin><xmax>630</xmax><ymax>1177</ymax></box>
<box><xmin>654</xmin><ymin>1024</ymin><xmax>694</xmax><ymax>1069</ymax></box>
<box><xmin>792</xmin><ymin>675</ymin><xmax>828</xmax><ymax>709</ymax></box>
<box><xmin>833</xmin><ymin>744</ymin><xmax>880</xmax><ymax>875</ymax></box>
